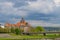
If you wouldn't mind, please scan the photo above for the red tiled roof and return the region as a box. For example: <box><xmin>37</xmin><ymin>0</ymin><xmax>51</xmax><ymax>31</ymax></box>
<box><xmin>5</xmin><ymin>19</ymin><xmax>30</xmax><ymax>27</ymax></box>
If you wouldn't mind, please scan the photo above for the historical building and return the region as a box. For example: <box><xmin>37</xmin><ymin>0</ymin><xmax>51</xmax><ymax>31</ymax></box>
<box><xmin>5</xmin><ymin>18</ymin><xmax>30</xmax><ymax>32</ymax></box>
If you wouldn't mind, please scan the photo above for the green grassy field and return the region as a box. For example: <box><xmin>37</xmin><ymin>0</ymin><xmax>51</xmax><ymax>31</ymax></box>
<box><xmin>0</xmin><ymin>33</ymin><xmax>60</xmax><ymax>40</ymax></box>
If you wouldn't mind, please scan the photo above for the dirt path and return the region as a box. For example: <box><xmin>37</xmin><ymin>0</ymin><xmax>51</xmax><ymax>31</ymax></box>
<box><xmin>0</xmin><ymin>33</ymin><xmax>20</xmax><ymax>39</ymax></box>
<box><xmin>0</xmin><ymin>33</ymin><xmax>12</xmax><ymax>38</ymax></box>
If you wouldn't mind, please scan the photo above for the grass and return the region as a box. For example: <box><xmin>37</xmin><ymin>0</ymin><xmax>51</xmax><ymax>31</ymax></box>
<box><xmin>0</xmin><ymin>33</ymin><xmax>60</xmax><ymax>40</ymax></box>
<box><xmin>9</xmin><ymin>33</ymin><xmax>60</xmax><ymax>38</ymax></box>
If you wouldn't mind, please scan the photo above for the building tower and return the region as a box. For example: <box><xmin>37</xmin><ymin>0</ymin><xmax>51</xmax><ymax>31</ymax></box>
<box><xmin>20</xmin><ymin>17</ymin><xmax>25</xmax><ymax>23</ymax></box>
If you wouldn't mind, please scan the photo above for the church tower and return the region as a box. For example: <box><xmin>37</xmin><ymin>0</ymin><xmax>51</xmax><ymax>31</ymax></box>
<box><xmin>20</xmin><ymin>17</ymin><xmax>25</xmax><ymax>23</ymax></box>
<box><xmin>20</xmin><ymin>17</ymin><xmax>26</xmax><ymax>30</ymax></box>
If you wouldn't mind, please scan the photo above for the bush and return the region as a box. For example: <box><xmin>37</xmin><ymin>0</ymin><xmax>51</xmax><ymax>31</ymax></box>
<box><xmin>35</xmin><ymin>26</ymin><xmax>45</xmax><ymax>32</ymax></box>
<box><xmin>15</xmin><ymin>28</ymin><xmax>21</xmax><ymax>35</ymax></box>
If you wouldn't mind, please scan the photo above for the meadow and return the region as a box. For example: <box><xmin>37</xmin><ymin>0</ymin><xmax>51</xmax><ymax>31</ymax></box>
<box><xmin>0</xmin><ymin>33</ymin><xmax>60</xmax><ymax>40</ymax></box>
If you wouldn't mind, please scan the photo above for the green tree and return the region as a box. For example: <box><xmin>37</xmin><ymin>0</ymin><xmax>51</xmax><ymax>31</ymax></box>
<box><xmin>0</xmin><ymin>27</ymin><xmax>9</xmax><ymax>33</ymax></box>
<box><xmin>15</xmin><ymin>28</ymin><xmax>21</xmax><ymax>35</ymax></box>
<box><xmin>0</xmin><ymin>27</ymin><xmax>4</xmax><ymax>33</ymax></box>
<box><xmin>35</xmin><ymin>26</ymin><xmax>45</xmax><ymax>32</ymax></box>
<box><xmin>4</xmin><ymin>28</ymin><xmax>10</xmax><ymax>33</ymax></box>
<box><xmin>11</xmin><ymin>27</ymin><xmax>15</xmax><ymax>33</ymax></box>
<box><xmin>30</xmin><ymin>27</ymin><xmax>36</xmax><ymax>32</ymax></box>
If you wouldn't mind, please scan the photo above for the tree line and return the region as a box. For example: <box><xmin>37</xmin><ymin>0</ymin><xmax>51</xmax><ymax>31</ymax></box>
<box><xmin>0</xmin><ymin>26</ymin><xmax>45</xmax><ymax>35</ymax></box>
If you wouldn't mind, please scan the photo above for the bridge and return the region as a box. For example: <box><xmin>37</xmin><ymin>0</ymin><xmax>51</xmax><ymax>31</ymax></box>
<box><xmin>23</xmin><ymin>32</ymin><xmax>60</xmax><ymax>34</ymax></box>
<box><xmin>22</xmin><ymin>32</ymin><xmax>60</xmax><ymax>35</ymax></box>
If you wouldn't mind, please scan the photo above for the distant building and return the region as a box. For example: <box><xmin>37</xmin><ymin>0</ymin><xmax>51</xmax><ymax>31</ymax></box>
<box><xmin>0</xmin><ymin>24</ymin><xmax>4</xmax><ymax>28</ymax></box>
<box><xmin>5</xmin><ymin>18</ymin><xmax>31</xmax><ymax>32</ymax></box>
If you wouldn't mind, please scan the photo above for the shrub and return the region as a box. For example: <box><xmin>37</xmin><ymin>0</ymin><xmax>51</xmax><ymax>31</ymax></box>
<box><xmin>15</xmin><ymin>28</ymin><xmax>21</xmax><ymax>35</ymax></box>
<box><xmin>35</xmin><ymin>26</ymin><xmax>45</xmax><ymax>32</ymax></box>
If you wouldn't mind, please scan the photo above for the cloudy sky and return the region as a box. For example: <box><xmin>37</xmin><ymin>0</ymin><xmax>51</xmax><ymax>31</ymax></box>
<box><xmin>0</xmin><ymin>0</ymin><xmax>60</xmax><ymax>27</ymax></box>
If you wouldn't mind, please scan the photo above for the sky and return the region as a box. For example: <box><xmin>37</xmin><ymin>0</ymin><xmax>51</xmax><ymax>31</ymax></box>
<box><xmin>0</xmin><ymin>0</ymin><xmax>60</xmax><ymax>27</ymax></box>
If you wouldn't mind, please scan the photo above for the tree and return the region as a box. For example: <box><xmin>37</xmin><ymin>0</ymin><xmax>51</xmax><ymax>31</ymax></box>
<box><xmin>11</xmin><ymin>27</ymin><xmax>15</xmax><ymax>33</ymax></box>
<box><xmin>0</xmin><ymin>27</ymin><xmax>10</xmax><ymax>33</ymax></box>
<box><xmin>30</xmin><ymin>27</ymin><xmax>36</xmax><ymax>32</ymax></box>
<box><xmin>0</xmin><ymin>27</ymin><xmax>4</xmax><ymax>33</ymax></box>
<box><xmin>35</xmin><ymin>26</ymin><xmax>45</xmax><ymax>32</ymax></box>
<box><xmin>15</xmin><ymin>28</ymin><xmax>21</xmax><ymax>35</ymax></box>
<box><xmin>4</xmin><ymin>28</ymin><xmax>9</xmax><ymax>33</ymax></box>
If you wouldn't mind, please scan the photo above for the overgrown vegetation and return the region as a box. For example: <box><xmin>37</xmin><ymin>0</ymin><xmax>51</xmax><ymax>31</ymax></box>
<box><xmin>30</xmin><ymin>26</ymin><xmax>45</xmax><ymax>32</ymax></box>
<box><xmin>35</xmin><ymin>26</ymin><xmax>45</xmax><ymax>32</ymax></box>
<box><xmin>0</xmin><ymin>26</ymin><xmax>60</xmax><ymax>39</ymax></box>
<box><xmin>11</xmin><ymin>27</ymin><xmax>15</xmax><ymax>33</ymax></box>
<box><xmin>15</xmin><ymin>28</ymin><xmax>21</xmax><ymax>35</ymax></box>
<box><xmin>0</xmin><ymin>27</ymin><xmax>9</xmax><ymax>33</ymax></box>
<box><xmin>0</xmin><ymin>26</ymin><xmax>45</xmax><ymax>35</ymax></box>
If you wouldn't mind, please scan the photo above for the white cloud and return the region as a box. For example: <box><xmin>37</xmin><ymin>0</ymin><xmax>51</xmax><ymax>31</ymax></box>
<box><xmin>26</xmin><ymin>20</ymin><xmax>60</xmax><ymax>27</ymax></box>
<box><xmin>54</xmin><ymin>0</ymin><xmax>60</xmax><ymax>6</ymax></box>
<box><xmin>25</xmin><ymin>0</ymin><xmax>55</xmax><ymax>14</ymax></box>
<box><xmin>19</xmin><ymin>0</ymin><xmax>60</xmax><ymax>14</ymax></box>
<box><xmin>0</xmin><ymin>2</ymin><xmax>28</xmax><ymax>17</ymax></box>
<box><xmin>0</xmin><ymin>2</ymin><xmax>13</xmax><ymax>7</ymax></box>
<box><xmin>0</xmin><ymin>0</ymin><xmax>60</xmax><ymax>27</ymax></box>
<box><xmin>0</xmin><ymin>0</ymin><xmax>60</xmax><ymax>15</ymax></box>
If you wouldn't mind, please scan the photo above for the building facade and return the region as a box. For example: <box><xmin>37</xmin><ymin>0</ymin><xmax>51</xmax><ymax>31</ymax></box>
<box><xmin>5</xmin><ymin>18</ymin><xmax>30</xmax><ymax>32</ymax></box>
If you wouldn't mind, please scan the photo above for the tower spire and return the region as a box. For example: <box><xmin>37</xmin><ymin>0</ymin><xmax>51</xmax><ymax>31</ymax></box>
<box><xmin>20</xmin><ymin>17</ymin><xmax>25</xmax><ymax>23</ymax></box>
